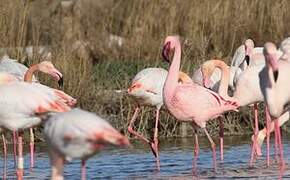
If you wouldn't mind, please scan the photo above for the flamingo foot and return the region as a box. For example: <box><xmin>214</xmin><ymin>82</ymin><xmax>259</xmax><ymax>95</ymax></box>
<box><xmin>251</xmin><ymin>135</ymin><xmax>262</xmax><ymax>157</ymax></box>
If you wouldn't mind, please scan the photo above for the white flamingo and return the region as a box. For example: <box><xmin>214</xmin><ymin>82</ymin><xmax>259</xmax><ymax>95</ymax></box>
<box><xmin>44</xmin><ymin>108</ymin><xmax>130</xmax><ymax>180</ymax></box>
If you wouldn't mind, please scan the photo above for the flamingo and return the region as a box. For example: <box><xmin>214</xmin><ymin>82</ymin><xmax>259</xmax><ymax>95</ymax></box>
<box><xmin>44</xmin><ymin>108</ymin><xmax>130</xmax><ymax>180</ymax></box>
<box><xmin>200</xmin><ymin>56</ymin><xmax>290</xmax><ymax>167</ymax></box>
<box><xmin>161</xmin><ymin>36</ymin><xmax>238</xmax><ymax>169</ymax></box>
<box><xmin>127</xmin><ymin>67</ymin><xmax>192</xmax><ymax>166</ymax></box>
<box><xmin>0</xmin><ymin>72</ymin><xmax>71</xmax><ymax>179</ymax></box>
<box><xmin>259</xmin><ymin>42</ymin><xmax>290</xmax><ymax>168</ymax></box>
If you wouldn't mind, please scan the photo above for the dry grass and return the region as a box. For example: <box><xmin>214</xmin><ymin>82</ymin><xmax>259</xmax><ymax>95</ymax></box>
<box><xmin>0</xmin><ymin>0</ymin><xmax>290</xmax><ymax>139</ymax></box>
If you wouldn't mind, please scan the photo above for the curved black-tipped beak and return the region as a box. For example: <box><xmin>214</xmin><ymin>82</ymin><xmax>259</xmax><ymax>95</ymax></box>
<box><xmin>273</xmin><ymin>70</ymin><xmax>279</xmax><ymax>82</ymax></box>
<box><xmin>58</xmin><ymin>75</ymin><xmax>64</xmax><ymax>87</ymax></box>
<box><xmin>162</xmin><ymin>42</ymin><xmax>171</xmax><ymax>63</ymax></box>
<box><xmin>245</xmin><ymin>55</ymin><xmax>250</xmax><ymax>66</ymax></box>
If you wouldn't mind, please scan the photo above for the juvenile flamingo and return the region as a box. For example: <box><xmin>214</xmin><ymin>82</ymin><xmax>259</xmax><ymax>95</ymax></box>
<box><xmin>44</xmin><ymin>108</ymin><xmax>130</xmax><ymax>180</ymax></box>
<box><xmin>127</xmin><ymin>67</ymin><xmax>192</xmax><ymax>166</ymax></box>
<box><xmin>0</xmin><ymin>73</ymin><xmax>71</xmax><ymax>179</ymax></box>
<box><xmin>161</xmin><ymin>36</ymin><xmax>238</xmax><ymax>169</ymax></box>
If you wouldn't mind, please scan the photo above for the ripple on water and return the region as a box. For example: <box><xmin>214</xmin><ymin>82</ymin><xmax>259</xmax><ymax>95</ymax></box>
<box><xmin>0</xmin><ymin>135</ymin><xmax>290</xmax><ymax>179</ymax></box>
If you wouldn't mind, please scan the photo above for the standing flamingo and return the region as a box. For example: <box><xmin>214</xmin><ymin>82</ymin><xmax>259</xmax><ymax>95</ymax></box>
<box><xmin>44</xmin><ymin>108</ymin><xmax>130</xmax><ymax>180</ymax></box>
<box><xmin>200</xmin><ymin>56</ymin><xmax>289</xmax><ymax>167</ymax></box>
<box><xmin>259</xmin><ymin>42</ymin><xmax>290</xmax><ymax>168</ymax></box>
<box><xmin>0</xmin><ymin>73</ymin><xmax>71</xmax><ymax>179</ymax></box>
<box><xmin>127</xmin><ymin>67</ymin><xmax>192</xmax><ymax>167</ymax></box>
<box><xmin>161</xmin><ymin>36</ymin><xmax>238</xmax><ymax>169</ymax></box>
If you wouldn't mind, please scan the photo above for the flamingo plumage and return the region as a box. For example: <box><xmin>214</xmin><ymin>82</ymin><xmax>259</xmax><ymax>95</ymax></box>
<box><xmin>44</xmin><ymin>108</ymin><xmax>129</xmax><ymax>180</ymax></box>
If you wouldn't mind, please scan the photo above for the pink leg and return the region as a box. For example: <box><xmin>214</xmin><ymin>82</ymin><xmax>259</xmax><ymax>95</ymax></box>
<box><xmin>29</xmin><ymin>128</ymin><xmax>35</xmax><ymax>168</ymax></box>
<box><xmin>16</xmin><ymin>132</ymin><xmax>24</xmax><ymax>180</ymax></box>
<box><xmin>249</xmin><ymin>103</ymin><xmax>259</xmax><ymax>166</ymax></box>
<box><xmin>203</xmin><ymin>128</ymin><xmax>216</xmax><ymax>170</ymax></box>
<box><xmin>219</xmin><ymin>118</ymin><xmax>224</xmax><ymax>162</ymax></box>
<box><xmin>153</xmin><ymin>108</ymin><xmax>160</xmax><ymax>170</ymax></box>
<box><xmin>192</xmin><ymin>127</ymin><xmax>199</xmax><ymax>175</ymax></box>
<box><xmin>265</xmin><ymin>106</ymin><xmax>271</xmax><ymax>167</ymax></box>
<box><xmin>2</xmin><ymin>134</ymin><xmax>7</xmax><ymax>180</ymax></box>
<box><xmin>13</xmin><ymin>131</ymin><xmax>17</xmax><ymax>168</ymax></box>
<box><xmin>275</xmin><ymin>126</ymin><xmax>279</xmax><ymax>161</ymax></box>
<box><xmin>2</xmin><ymin>134</ymin><xmax>7</xmax><ymax>160</ymax></box>
<box><xmin>127</xmin><ymin>107</ymin><xmax>152</xmax><ymax>153</ymax></box>
<box><xmin>275</xmin><ymin>119</ymin><xmax>285</xmax><ymax>169</ymax></box>
<box><xmin>81</xmin><ymin>160</ymin><xmax>86</xmax><ymax>180</ymax></box>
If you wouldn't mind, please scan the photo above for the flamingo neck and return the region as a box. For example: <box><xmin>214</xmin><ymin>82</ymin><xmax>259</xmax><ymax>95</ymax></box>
<box><xmin>211</xmin><ymin>60</ymin><xmax>230</xmax><ymax>99</ymax></box>
<box><xmin>24</xmin><ymin>64</ymin><xmax>38</xmax><ymax>82</ymax></box>
<box><xmin>164</xmin><ymin>42</ymin><xmax>181</xmax><ymax>99</ymax></box>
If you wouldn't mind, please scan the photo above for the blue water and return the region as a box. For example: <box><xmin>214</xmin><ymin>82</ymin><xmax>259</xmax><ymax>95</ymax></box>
<box><xmin>1</xmin><ymin>135</ymin><xmax>290</xmax><ymax>179</ymax></box>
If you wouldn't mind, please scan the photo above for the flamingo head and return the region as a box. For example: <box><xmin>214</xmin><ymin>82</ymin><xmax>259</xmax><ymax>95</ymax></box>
<box><xmin>244</xmin><ymin>39</ymin><xmax>254</xmax><ymax>66</ymax></box>
<box><xmin>162</xmin><ymin>36</ymin><xmax>180</xmax><ymax>63</ymax></box>
<box><xmin>264</xmin><ymin>42</ymin><xmax>279</xmax><ymax>82</ymax></box>
<box><xmin>201</xmin><ymin>60</ymin><xmax>215</xmax><ymax>88</ymax></box>
<box><xmin>38</xmin><ymin>61</ymin><xmax>64</xmax><ymax>87</ymax></box>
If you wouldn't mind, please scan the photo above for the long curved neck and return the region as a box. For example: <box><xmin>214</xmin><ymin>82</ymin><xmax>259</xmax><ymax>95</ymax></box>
<box><xmin>24</xmin><ymin>64</ymin><xmax>39</xmax><ymax>82</ymax></box>
<box><xmin>164</xmin><ymin>42</ymin><xmax>181</xmax><ymax>98</ymax></box>
<box><xmin>212</xmin><ymin>60</ymin><xmax>230</xmax><ymax>99</ymax></box>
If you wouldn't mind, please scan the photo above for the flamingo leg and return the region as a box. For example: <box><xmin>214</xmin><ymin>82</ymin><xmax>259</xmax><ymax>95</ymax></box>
<box><xmin>2</xmin><ymin>134</ymin><xmax>7</xmax><ymax>161</ymax></box>
<box><xmin>275</xmin><ymin>119</ymin><xmax>285</xmax><ymax>169</ymax></box>
<box><xmin>127</xmin><ymin>107</ymin><xmax>154</xmax><ymax>155</ymax></box>
<box><xmin>203</xmin><ymin>128</ymin><xmax>216</xmax><ymax>170</ymax></box>
<box><xmin>16</xmin><ymin>131</ymin><xmax>24</xmax><ymax>180</ymax></box>
<box><xmin>2</xmin><ymin>134</ymin><xmax>7</xmax><ymax>180</ymax></box>
<box><xmin>250</xmin><ymin>103</ymin><xmax>259</xmax><ymax>166</ymax></box>
<box><xmin>274</xmin><ymin>125</ymin><xmax>279</xmax><ymax>162</ymax></box>
<box><xmin>81</xmin><ymin>160</ymin><xmax>86</xmax><ymax>180</ymax></box>
<box><xmin>153</xmin><ymin>107</ymin><xmax>160</xmax><ymax>169</ymax></box>
<box><xmin>29</xmin><ymin>128</ymin><xmax>35</xmax><ymax>168</ymax></box>
<box><xmin>192</xmin><ymin>126</ymin><xmax>199</xmax><ymax>175</ymax></box>
<box><xmin>13</xmin><ymin>131</ymin><xmax>17</xmax><ymax>169</ymax></box>
<box><xmin>219</xmin><ymin>118</ymin><xmax>224</xmax><ymax>162</ymax></box>
<box><xmin>265</xmin><ymin>106</ymin><xmax>271</xmax><ymax>167</ymax></box>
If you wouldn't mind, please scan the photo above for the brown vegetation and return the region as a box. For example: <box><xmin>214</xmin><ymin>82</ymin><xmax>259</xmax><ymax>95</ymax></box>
<box><xmin>1</xmin><ymin>0</ymin><xmax>290</xmax><ymax>139</ymax></box>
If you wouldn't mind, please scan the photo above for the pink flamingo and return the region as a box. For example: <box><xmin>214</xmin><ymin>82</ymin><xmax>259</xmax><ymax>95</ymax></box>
<box><xmin>127</xmin><ymin>67</ymin><xmax>192</xmax><ymax>166</ymax></box>
<box><xmin>44</xmin><ymin>108</ymin><xmax>130</xmax><ymax>180</ymax></box>
<box><xmin>0</xmin><ymin>73</ymin><xmax>71</xmax><ymax>179</ymax></box>
<box><xmin>161</xmin><ymin>36</ymin><xmax>238</xmax><ymax>169</ymax></box>
<box><xmin>260</xmin><ymin>42</ymin><xmax>290</xmax><ymax>168</ymax></box>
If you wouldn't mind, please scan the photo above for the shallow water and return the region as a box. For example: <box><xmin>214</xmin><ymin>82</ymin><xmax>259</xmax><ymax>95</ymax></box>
<box><xmin>1</xmin><ymin>134</ymin><xmax>290</xmax><ymax>179</ymax></box>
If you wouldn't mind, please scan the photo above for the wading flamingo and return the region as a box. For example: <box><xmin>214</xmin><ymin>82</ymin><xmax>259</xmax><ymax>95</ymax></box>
<box><xmin>0</xmin><ymin>73</ymin><xmax>71</xmax><ymax>179</ymax></box>
<box><xmin>127</xmin><ymin>67</ymin><xmax>192</xmax><ymax>167</ymax></box>
<box><xmin>161</xmin><ymin>36</ymin><xmax>238</xmax><ymax>169</ymax></box>
<box><xmin>201</xmin><ymin>57</ymin><xmax>289</xmax><ymax>167</ymax></box>
<box><xmin>44</xmin><ymin>108</ymin><xmax>129</xmax><ymax>180</ymax></box>
<box><xmin>259</xmin><ymin>42</ymin><xmax>290</xmax><ymax>168</ymax></box>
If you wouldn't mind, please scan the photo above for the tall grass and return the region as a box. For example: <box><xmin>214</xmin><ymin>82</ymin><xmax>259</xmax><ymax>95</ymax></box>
<box><xmin>0</xmin><ymin>0</ymin><xmax>290</xmax><ymax>139</ymax></box>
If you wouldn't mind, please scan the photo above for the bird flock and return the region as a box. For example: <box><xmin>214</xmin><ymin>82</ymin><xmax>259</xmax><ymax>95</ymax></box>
<box><xmin>0</xmin><ymin>35</ymin><xmax>290</xmax><ymax>179</ymax></box>
<box><xmin>127</xmin><ymin>36</ymin><xmax>290</xmax><ymax>174</ymax></box>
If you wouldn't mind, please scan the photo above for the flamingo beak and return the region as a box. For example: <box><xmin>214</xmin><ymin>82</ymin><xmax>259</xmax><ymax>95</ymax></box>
<box><xmin>245</xmin><ymin>55</ymin><xmax>250</xmax><ymax>66</ymax></box>
<box><xmin>58</xmin><ymin>76</ymin><xmax>64</xmax><ymax>87</ymax></box>
<box><xmin>273</xmin><ymin>70</ymin><xmax>279</xmax><ymax>82</ymax></box>
<box><xmin>162</xmin><ymin>42</ymin><xmax>171</xmax><ymax>63</ymax></box>
<box><xmin>202</xmin><ymin>76</ymin><xmax>210</xmax><ymax>89</ymax></box>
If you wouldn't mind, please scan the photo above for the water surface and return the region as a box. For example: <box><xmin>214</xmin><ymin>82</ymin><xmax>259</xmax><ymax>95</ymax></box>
<box><xmin>1</xmin><ymin>135</ymin><xmax>290</xmax><ymax>179</ymax></box>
